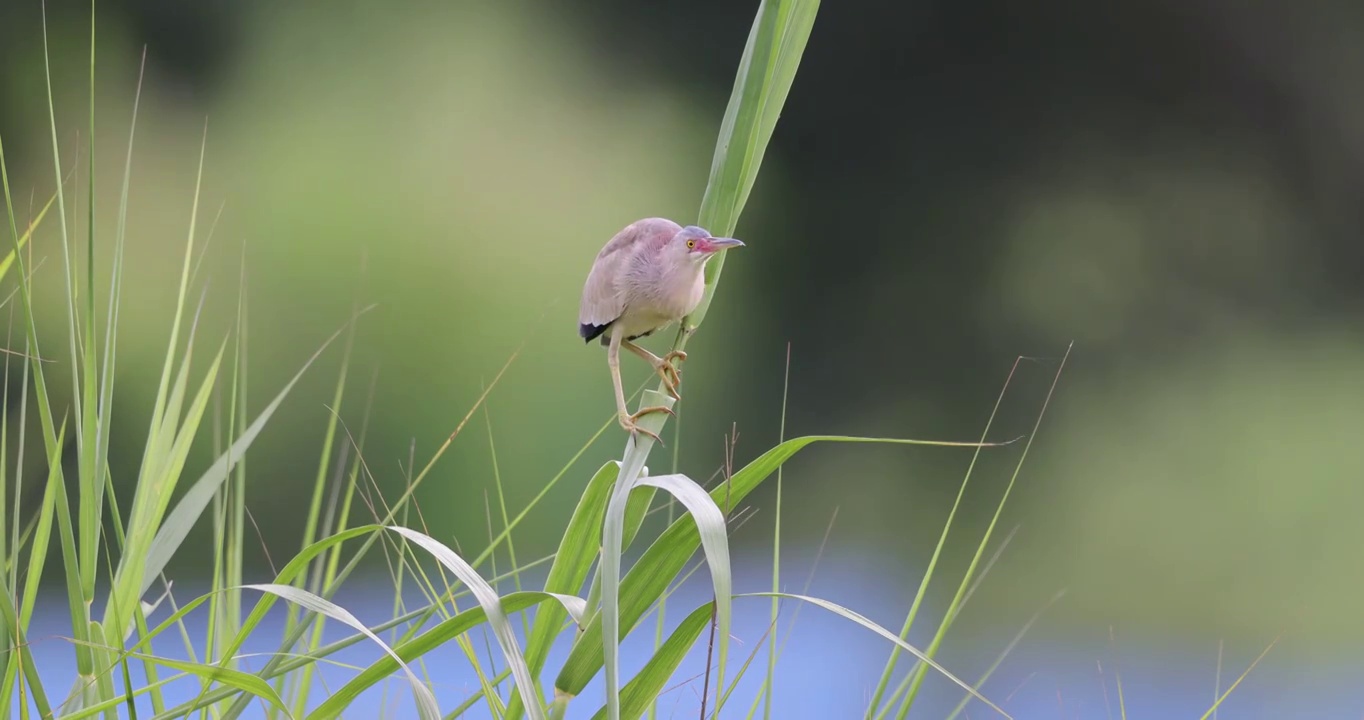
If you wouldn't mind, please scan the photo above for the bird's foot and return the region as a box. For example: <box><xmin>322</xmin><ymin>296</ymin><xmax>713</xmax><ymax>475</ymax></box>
<box><xmin>620</xmin><ymin>405</ymin><xmax>675</xmax><ymax>444</ymax></box>
<box><xmin>653</xmin><ymin>350</ymin><xmax>688</xmax><ymax>400</ymax></box>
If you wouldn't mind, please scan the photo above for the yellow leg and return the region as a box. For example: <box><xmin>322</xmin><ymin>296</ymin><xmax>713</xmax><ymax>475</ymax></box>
<box><xmin>623</xmin><ymin>340</ymin><xmax>687</xmax><ymax>400</ymax></box>
<box><xmin>609</xmin><ymin>330</ymin><xmax>672</xmax><ymax>442</ymax></box>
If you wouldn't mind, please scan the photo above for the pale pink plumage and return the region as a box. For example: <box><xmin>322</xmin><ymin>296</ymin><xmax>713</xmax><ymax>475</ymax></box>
<box><xmin>577</xmin><ymin>217</ymin><xmax>744</xmax><ymax>441</ymax></box>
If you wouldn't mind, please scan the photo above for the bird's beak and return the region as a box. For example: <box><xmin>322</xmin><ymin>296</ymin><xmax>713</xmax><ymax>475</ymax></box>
<box><xmin>701</xmin><ymin>237</ymin><xmax>744</xmax><ymax>253</ymax></box>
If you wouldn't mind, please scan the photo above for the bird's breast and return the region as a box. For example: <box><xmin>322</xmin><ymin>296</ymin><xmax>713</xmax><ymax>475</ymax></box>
<box><xmin>617</xmin><ymin>265</ymin><xmax>705</xmax><ymax>336</ymax></box>
<box><xmin>654</xmin><ymin>267</ymin><xmax>705</xmax><ymax>319</ymax></box>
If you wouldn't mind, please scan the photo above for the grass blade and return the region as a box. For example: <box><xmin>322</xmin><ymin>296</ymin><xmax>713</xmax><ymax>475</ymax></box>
<box><xmin>102</xmin><ymin>340</ymin><xmax>225</xmax><ymax>652</ymax></box>
<box><xmin>310</xmin><ymin>590</ymin><xmax>587</xmax><ymax>720</ymax></box>
<box><xmin>244</xmin><ymin>583</ymin><xmax>439</xmax><ymax>720</ymax></box>
<box><xmin>599</xmin><ymin>392</ymin><xmax>675</xmax><ymax>720</ymax></box>
<box><xmin>739</xmin><ymin>593</ymin><xmax>1010</xmax><ymax>719</ymax></box>
<box><xmin>599</xmin><ymin>0</ymin><xmax>821</xmax><ymax>708</ymax></box>
<box><xmin>943</xmin><ymin>590</ymin><xmax>1066</xmax><ymax>720</ymax></box>
<box><xmin>634</xmin><ymin>474</ymin><xmax>731</xmax><ymax>715</ymax></box>
<box><xmin>587</xmin><ymin>602</ymin><xmax>713</xmax><ymax>720</ymax></box>
<box><xmin>388</xmin><ymin>526</ymin><xmax>554</xmax><ymax>720</ymax></box>
<box><xmin>688</xmin><ymin>0</ymin><xmax>819</xmax><ymax>329</ymax></box>
<box><xmin>867</xmin><ymin>357</ymin><xmax>1025</xmax><ymax>717</ymax></box>
<box><xmin>0</xmin><ymin>576</ymin><xmax>53</xmax><ymax>718</ymax></box>
<box><xmin>556</xmin><ymin>433</ymin><xmax>1006</xmax><ymax>699</ymax></box>
<box><xmin>19</xmin><ymin>417</ymin><xmax>68</xmax><ymax>628</ymax></box>
<box><xmin>1197</xmin><ymin>639</ymin><xmax>1277</xmax><ymax>720</ymax></box>
<box><xmin>895</xmin><ymin>346</ymin><xmax>1070</xmax><ymax>715</ymax></box>
<box><xmin>1</xmin><ymin>17</ymin><xmax>92</xmax><ymax>685</ymax></box>
<box><xmin>141</xmin><ymin>323</ymin><xmax>346</xmax><ymax>596</ymax></box>
<box><xmin>506</xmin><ymin>460</ymin><xmax>620</xmax><ymax>718</ymax></box>
<box><xmin>0</xmin><ymin>190</ymin><xmax>53</xmax><ymax>283</ymax></box>
<box><xmin>58</xmin><ymin>672</ymin><xmax>182</xmax><ymax>720</ymax></box>
<box><xmin>67</xmin><ymin>643</ymin><xmax>291</xmax><ymax>717</ymax></box>
<box><xmin>218</xmin><ymin>349</ymin><xmax>518</xmax><ymax>720</ymax></box>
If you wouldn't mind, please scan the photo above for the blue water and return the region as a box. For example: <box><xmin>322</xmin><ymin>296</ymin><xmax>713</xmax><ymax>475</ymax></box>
<box><xmin>11</xmin><ymin>551</ymin><xmax>1360</xmax><ymax>718</ymax></box>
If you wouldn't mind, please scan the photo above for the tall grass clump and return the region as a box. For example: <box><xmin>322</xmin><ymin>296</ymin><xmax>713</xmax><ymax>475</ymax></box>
<box><xmin>0</xmin><ymin>1</ymin><xmax>1148</xmax><ymax>719</ymax></box>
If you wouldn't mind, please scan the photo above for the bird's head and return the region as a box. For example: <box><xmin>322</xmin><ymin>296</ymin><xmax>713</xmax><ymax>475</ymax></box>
<box><xmin>669</xmin><ymin>225</ymin><xmax>745</xmax><ymax>266</ymax></box>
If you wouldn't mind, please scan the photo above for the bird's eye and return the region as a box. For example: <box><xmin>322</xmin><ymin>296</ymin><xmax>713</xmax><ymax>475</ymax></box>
<box><xmin>686</xmin><ymin>239</ymin><xmax>696</xmax><ymax>249</ymax></box>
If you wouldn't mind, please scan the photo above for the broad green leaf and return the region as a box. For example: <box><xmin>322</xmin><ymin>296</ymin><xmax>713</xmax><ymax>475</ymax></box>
<box><xmin>588</xmin><ymin>602</ymin><xmax>713</xmax><ymax>720</ymax></box>
<box><xmin>687</xmin><ymin>0</ymin><xmax>820</xmax><ymax>330</ymax></box>
<box><xmin>741</xmin><ymin>593</ymin><xmax>1011</xmax><ymax>719</ymax></box>
<box><xmin>620</xmin><ymin>469</ymin><xmax>657</xmax><ymax>568</ymax></box>
<box><xmin>598</xmin><ymin>392</ymin><xmax>675</xmax><ymax>720</ymax></box>
<box><xmin>634</xmin><ymin>474</ymin><xmax>731</xmax><ymax>707</ymax></box>
<box><xmin>244</xmin><ymin>584</ymin><xmax>439</xmax><ymax>720</ymax></box>
<box><xmin>310</xmin><ymin>590</ymin><xmax>586</xmax><ymax>720</ymax></box>
<box><xmin>506</xmin><ymin>461</ymin><xmax>619</xmax><ymax>718</ymax></box>
<box><xmin>556</xmin><ymin>434</ymin><xmax>999</xmax><ymax>697</ymax></box>
<box><xmin>596</xmin><ymin>17</ymin><xmax>828</xmax><ymax>711</ymax></box>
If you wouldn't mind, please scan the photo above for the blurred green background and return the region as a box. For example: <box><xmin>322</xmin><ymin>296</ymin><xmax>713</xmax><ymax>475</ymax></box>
<box><xmin>3</xmin><ymin>0</ymin><xmax>1362</xmax><ymax>662</ymax></box>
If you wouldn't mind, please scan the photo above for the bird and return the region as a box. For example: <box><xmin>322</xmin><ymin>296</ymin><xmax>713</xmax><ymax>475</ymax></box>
<box><xmin>579</xmin><ymin>218</ymin><xmax>745</xmax><ymax>442</ymax></box>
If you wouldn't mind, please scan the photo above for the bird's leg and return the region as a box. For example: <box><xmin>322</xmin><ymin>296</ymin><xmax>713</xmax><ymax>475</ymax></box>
<box><xmin>623</xmin><ymin>340</ymin><xmax>686</xmax><ymax>400</ymax></box>
<box><xmin>610</xmin><ymin>331</ymin><xmax>673</xmax><ymax>443</ymax></box>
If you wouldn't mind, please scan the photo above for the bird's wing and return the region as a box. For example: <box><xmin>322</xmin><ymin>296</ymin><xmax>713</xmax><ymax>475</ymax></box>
<box><xmin>578</xmin><ymin>231</ymin><xmax>634</xmax><ymax>329</ymax></box>
<box><xmin>578</xmin><ymin>218</ymin><xmax>680</xmax><ymax>338</ymax></box>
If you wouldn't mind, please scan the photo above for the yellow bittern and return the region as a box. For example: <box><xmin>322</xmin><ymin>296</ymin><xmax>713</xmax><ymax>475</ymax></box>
<box><xmin>578</xmin><ymin>218</ymin><xmax>744</xmax><ymax>442</ymax></box>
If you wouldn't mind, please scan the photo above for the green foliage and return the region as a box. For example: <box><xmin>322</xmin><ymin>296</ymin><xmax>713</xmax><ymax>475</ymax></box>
<box><xmin>0</xmin><ymin>3</ymin><xmax>1209</xmax><ymax>720</ymax></box>
<box><xmin>245</xmin><ymin>582</ymin><xmax>438</xmax><ymax>719</ymax></box>
<box><xmin>589</xmin><ymin>602</ymin><xmax>713</xmax><ymax>720</ymax></box>
<box><xmin>743</xmin><ymin>593</ymin><xmax>1008</xmax><ymax>716</ymax></box>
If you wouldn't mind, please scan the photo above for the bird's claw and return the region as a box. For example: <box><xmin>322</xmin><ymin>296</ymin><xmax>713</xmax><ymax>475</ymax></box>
<box><xmin>620</xmin><ymin>405</ymin><xmax>675</xmax><ymax>445</ymax></box>
<box><xmin>657</xmin><ymin>368</ymin><xmax>683</xmax><ymax>400</ymax></box>
<box><xmin>654</xmin><ymin>350</ymin><xmax>688</xmax><ymax>400</ymax></box>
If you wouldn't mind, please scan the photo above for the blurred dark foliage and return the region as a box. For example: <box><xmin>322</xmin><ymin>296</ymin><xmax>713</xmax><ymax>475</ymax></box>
<box><xmin>5</xmin><ymin>0</ymin><xmax>1361</xmax><ymax>418</ymax></box>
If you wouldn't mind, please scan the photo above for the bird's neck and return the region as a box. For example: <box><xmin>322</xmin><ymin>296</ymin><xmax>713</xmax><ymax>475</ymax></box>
<box><xmin>652</xmin><ymin>259</ymin><xmax>707</xmax><ymax>317</ymax></box>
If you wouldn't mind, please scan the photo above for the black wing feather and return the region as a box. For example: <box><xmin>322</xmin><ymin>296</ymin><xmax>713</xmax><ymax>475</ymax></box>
<box><xmin>580</xmin><ymin>321</ymin><xmax>611</xmax><ymax>343</ymax></box>
<box><xmin>580</xmin><ymin>320</ymin><xmax>659</xmax><ymax>346</ymax></box>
